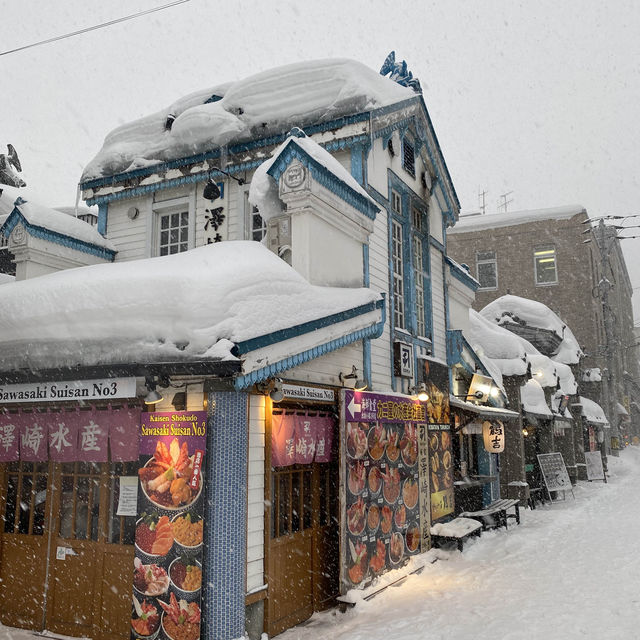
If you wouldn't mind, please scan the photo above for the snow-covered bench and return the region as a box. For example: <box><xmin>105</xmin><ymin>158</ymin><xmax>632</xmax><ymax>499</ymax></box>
<box><xmin>430</xmin><ymin>517</ymin><xmax>483</xmax><ymax>552</ymax></box>
<box><xmin>459</xmin><ymin>498</ymin><xmax>521</xmax><ymax>530</ymax></box>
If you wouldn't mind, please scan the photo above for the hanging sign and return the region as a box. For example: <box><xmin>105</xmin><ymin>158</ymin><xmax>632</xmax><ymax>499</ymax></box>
<box><xmin>0</xmin><ymin>377</ymin><xmax>136</xmax><ymax>404</ymax></box>
<box><xmin>132</xmin><ymin>412</ymin><xmax>207</xmax><ymax>640</ymax></box>
<box><xmin>482</xmin><ymin>420</ymin><xmax>505</xmax><ymax>453</ymax></box>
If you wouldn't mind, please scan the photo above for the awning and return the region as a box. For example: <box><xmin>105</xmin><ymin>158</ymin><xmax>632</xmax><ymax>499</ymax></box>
<box><xmin>575</xmin><ymin>396</ymin><xmax>610</xmax><ymax>428</ymax></box>
<box><xmin>449</xmin><ymin>396</ymin><xmax>520</xmax><ymax>420</ymax></box>
<box><xmin>616</xmin><ymin>402</ymin><xmax>629</xmax><ymax>416</ymax></box>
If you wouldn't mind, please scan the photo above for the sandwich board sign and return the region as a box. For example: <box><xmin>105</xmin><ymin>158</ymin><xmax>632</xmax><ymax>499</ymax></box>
<box><xmin>537</xmin><ymin>452</ymin><xmax>575</xmax><ymax>500</ymax></box>
<box><xmin>584</xmin><ymin>451</ymin><xmax>606</xmax><ymax>482</ymax></box>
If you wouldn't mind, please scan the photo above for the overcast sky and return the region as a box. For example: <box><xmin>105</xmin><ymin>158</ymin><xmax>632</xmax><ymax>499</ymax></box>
<box><xmin>3</xmin><ymin>0</ymin><xmax>640</xmax><ymax>315</ymax></box>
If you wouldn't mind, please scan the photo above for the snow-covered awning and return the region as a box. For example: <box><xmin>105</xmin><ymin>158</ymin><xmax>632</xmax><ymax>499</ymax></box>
<box><xmin>449</xmin><ymin>396</ymin><xmax>520</xmax><ymax>420</ymax></box>
<box><xmin>575</xmin><ymin>396</ymin><xmax>610</xmax><ymax>428</ymax></box>
<box><xmin>616</xmin><ymin>401</ymin><xmax>629</xmax><ymax>416</ymax></box>
<box><xmin>0</xmin><ymin>241</ymin><xmax>384</xmax><ymax>385</ymax></box>
<box><xmin>520</xmin><ymin>379</ymin><xmax>553</xmax><ymax>419</ymax></box>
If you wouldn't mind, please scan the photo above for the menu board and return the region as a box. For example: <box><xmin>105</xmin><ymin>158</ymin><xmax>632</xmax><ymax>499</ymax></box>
<box><xmin>537</xmin><ymin>452</ymin><xmax>572</xmax><ymax>493</ymax></box>
<box><xmin>131</xmin><ymin>412</ymin><xmax>207</xmax><ymax>640</ymax></box>
<box><xmin>427</xmin><ymin>424</ymin><xmax>454</xmax><ymax>521</ymax></box>
<box><xmin>584</xmin><ymin>451</ymin><xmax>605</xmax><ymax>481</ymax></box>
<box><xmin>343</xmin><ymin>391</ymin><xmax>424</xmax><ymax>589</ymax></box>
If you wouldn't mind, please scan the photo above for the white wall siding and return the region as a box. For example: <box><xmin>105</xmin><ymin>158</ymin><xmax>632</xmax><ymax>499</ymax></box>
<box><xmin>286</xmin><ymin>342</ymin><xmax>363</xmax><ymax>387</ymax></box>
<box><xmin>107</xmin><ymin>196</ymin><xmax>150</xmax><ymax>262</ymax></box>
<box><xmin>430</xmin><ymin>247</ymin><xmax>447</xmax><ymax>360</ymax></box>
<box><xmin>247</xmin><ymin>394</ymin><xmax>265</xmax><ymax>593</ymax></box>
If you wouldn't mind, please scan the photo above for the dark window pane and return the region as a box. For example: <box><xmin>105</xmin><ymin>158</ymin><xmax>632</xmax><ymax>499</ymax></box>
<box><xmin>303</xmin><ymin>470</ymin><xmax>312</xmax><ymax>529</ymax></box>
<box><xmin>59</xmin><ymin>475</ymin><xmax>75</xmax><ymax>539</ymax></box>
<box><xmin>18</xmin><ymin>475</ymin><xmax>33</xmax><ymax>534</ymax></box>
<box><xmin>75</xmin><ymin>477</ymin><xmax>90</xmax><ymax>540</ymax></box>
<box><xmin>33</xmin><ymin>474</ymin><xmax>47</xmax><ymax>535</ymax></box>
<box><xmin>4</xmin><ymin>475</ymin><xmax>17</xmax><ymax>533</ymax></box>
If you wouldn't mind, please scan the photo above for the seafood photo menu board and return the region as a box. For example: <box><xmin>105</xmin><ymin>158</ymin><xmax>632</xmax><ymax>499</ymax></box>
<box><xmin>342</xmin><ymin>391</ymin><xmax>424</xmax><ymax>589</ymax></box>
<box><xmin>132</xmin><ymin>412</ymin><xmax>207</xmax><ymax>640</ymax></box>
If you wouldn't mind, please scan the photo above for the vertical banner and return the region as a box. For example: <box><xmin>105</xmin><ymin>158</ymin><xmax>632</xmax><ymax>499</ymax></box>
<box><xmin>423</xmin><ymin>359</ymin><xmax>454</xmax><ymax>522</ymax></box>
<box><xmin>417</xmin><ymin>424</ymin><xmax>431</xmax><ymax>552</ymax></box>
<box><xmin>131</xmin><ymin>411</ymin><xmax>206</xmax><ymax>640</ymax></box>
<box><xmin>342</xmin><ymin>390</ymin><xmax>424</xmax><ymax>590</ymax></box>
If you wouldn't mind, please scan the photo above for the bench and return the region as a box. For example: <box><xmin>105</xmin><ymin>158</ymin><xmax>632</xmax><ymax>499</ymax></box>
<box><xmin>459</xmin><ymin>498</ymin><xmax>521</xmax><ymax>530</ymax></box>
<box><xmin>430</xmin><ymin>517</ymin><xmax>483</xmax><ymax>552</ymax></box>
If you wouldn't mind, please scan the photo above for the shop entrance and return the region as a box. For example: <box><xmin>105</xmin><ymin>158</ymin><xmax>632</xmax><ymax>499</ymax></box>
<box><xmin>266</xmin><ymin>409</ymin><xmax>339</xmax><ymax>637</ymax></box>
<box><xmin>0</xmin><ymin>460</ymin><xmax>137</xmax><ymax>640</ymax></box>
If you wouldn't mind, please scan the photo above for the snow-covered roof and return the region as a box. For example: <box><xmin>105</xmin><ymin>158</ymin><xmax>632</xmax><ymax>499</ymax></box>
<box><xmin>616</xmin><ymin>401</ymin><xmax>629</xmax><ymax>416</ymax></box>
<box><xmin>578</xmin><ymin>396</ymin><xmax>609</xmax><ymax>426</ymax></box>
<box><xmin>581</xmin><ymin>367</ymin><xmax>602</xmax><ymax>382</ymax></box>
<box><xmin>55</xmin><ymin>205</ymin><xmax>98</xmax><ymax>219</ymax></box>
<box><xmin>520</xmin><ymin>379</ymin><xmax>553</xmax><ymax>418</ymax></box>
<box><xmin>0</xmin><ymin>273</ymin><xmax>15</xmax><ymax>285</ymax></box>
<box><xmin>81</xmin><ymin>58</ymin><xmax>414</xmax><ymax>182</ymax></box>
<box><xmin>0</xmin><ymin>197</ymin><xmax>116</xmax><ymax>253</ymax></box>
<box><xmin>479</xmin><ymin>295</ymin><xmax>583</xmax><ymax>365</ymax></box>
<box><xmin>465</xmin><ymin>309</ymin><xmax>528</xmax><ymax>377</ymax></box>
<box><xmin>248</xmin><ymin>129</ymin><xmax>379</xmax><ymax>223</ymax></box>
<box><xmin>449</xmin><ymin>204</ymin><xmax>587</xmax><ymax>234</ymax></box>
<box><xmin>0</xmin><ymin>241</ymin><xmax>381</xmax><ymax>375</ymax></box>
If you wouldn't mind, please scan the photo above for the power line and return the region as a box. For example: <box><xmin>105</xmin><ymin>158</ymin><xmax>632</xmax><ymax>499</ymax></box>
<box><xmin>0</xmin><ymin>0</ymin><xmax>191</xmax><ymax>57</ymax></box>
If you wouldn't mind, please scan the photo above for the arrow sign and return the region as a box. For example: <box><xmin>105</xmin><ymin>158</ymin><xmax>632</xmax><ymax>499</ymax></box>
<box><xmin>346</xmin><ymin>392</ymin><xmax>361</xmax><ymax>420</ymax></box>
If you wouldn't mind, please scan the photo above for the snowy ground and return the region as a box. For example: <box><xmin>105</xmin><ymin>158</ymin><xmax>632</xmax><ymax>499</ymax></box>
<box><xmin>1</xmin><ymin>448</ymin><xmax>639</xmax><ymax>640</ymax></box>
<box><xmin>277</xmin><ymin>447</ymin><xmax>640</xmax><ymax>640</ymax></box>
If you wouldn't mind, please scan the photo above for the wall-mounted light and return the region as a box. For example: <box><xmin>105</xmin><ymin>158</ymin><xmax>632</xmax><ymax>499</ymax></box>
<box><xmin>256</xmin><ymin>378</ymin><xmax>285</xmax><ymax>403</ymax></box>
<box><xmin>203</xmin><ymin>180</ymin><xmax>221</xmax><ymax>201</ymax></box>
<box><xmin>410</xmin><ymin>383</ymin><xmax>429</xmax><ymax>402</ymax></box>
<box><xmin>172</xmin><ymin>391</ymin><xmax>186</xmax><ymax>411</ymax></box>
<box><xmin>339</xmin><ymin>366</ymin><xmax>367</xmax><ymax>391</ymax></box>
<box><xmin>522</xmin><ymin>427</ymin><xmax>529</xmax><ymax>437</ymax></box>
<box><xmin>452</xmin><ymin>389</ymin><xmax>484</xmax><ymax>400</ymax></box>
<box><xmin>144</xmin><ymin>377</ymin><xmax>163</xmax><ymax>405</ymax></box>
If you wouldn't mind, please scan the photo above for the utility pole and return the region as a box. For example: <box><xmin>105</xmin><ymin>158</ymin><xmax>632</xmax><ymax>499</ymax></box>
<box><xmin>498</xmin><ymin>191</ymin><xmax>514</xmax><ymax>213</ymax></box>
<box><xmin>595</xmin><ymin>219</ymin><xmax>620</xmax><ymax>457</ymax></box>
<box><xmin>478</xmin><ymin>189</ymin><xmax>487</xmax><ymax>215</ymax></box>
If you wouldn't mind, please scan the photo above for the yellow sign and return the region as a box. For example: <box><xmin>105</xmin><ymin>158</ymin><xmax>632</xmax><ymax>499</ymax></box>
<box><xmin>430</xmin><ymin>488</ymin><xmax>455</xmax><ymax>521</ymax></box>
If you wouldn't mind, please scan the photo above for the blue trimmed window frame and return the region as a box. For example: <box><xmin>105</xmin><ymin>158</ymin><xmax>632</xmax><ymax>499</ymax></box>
<box><xmin>387</xmin><ymin>171</ymin><xmax>433</xmax><ymax>382</ymax></box>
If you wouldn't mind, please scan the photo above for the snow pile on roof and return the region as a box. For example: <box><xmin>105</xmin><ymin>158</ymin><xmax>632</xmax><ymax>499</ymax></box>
<box><xmin>554</xmin><ymin>361</ymin><xmax>578</xmax><ymax>394</ymax></box>
<box><xmin>520</xmin><ymin>379</ymin><xmax>553</xmax><ymax>417</ymax></box>
<box><xmin>0</xmin><ymin>197</ymin><xmax>115</xmax><ymax>252</ymax></box>
<box><xmin>578</xmin><ymin>396</ymin><xmax>609</xmax><ymax>426</ymax></box>
<box><xmin>479</xmin><ymin>295</ymin><xmax>583</xmax><ymax>364</ymax></box>
<box><xmin>465</xmin><ymin>309</ymin><xmax>528</xmax><ymax>377</ymax></box>
<box><xmin>248</xmin><ymin>129</ymin><xmax>379</xmax><ymax>223</ymax></box>
<box><xmin>0</xmin><ymin>273</ymin><xmax>14</xmax><ymax>285</ymax></box>
<box><xmin>55</xmin><ymin>205</ymin><xmax>98</xmax><ymax>219</ymax></box>
<box><xmin>82</xmin><ymin>59</ymin><xmax>414</xmax><ymax>181</ymax></box>
<box><xmin>449</xmin><ymin>204</ymin><xmax>587</xmax><ymax>233</ymax></box>
<box><xmin>0</xmin><ymin>241</ymin><xmax>380</xmax><ymax>372</ymax></box>
<box><xmin>582</xmin><ymin>367</ymin><xmax>602</xmax><ymax>382</ymax></box>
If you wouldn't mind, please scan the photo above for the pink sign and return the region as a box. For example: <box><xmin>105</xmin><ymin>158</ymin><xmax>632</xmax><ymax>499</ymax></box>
<box><xmin>271</xmin><ymin>413</ymin><xmax>334</xmax><ymax>467</ymax></box>
<box><xmin>48</xmin><ymin>411</ymin><xmax>78</xmax><ymax>462</ymax></box>
<box><xmin>0</xmin><ymin>413</ymin><xmax>20</xmax><ymax>462</ymax></box>
<box><xmin>76</xmin><ymin>408</ymin><xmax>109</xmax><ymax>462</ymax></box>
<box><xmin>18</xmin><ymin>412</ymin><xmax>48</xmax><ymax>461</ymax></box>
<box><xmin>109</xmin><ymin>406</ymin><xmax>141</xmax><ymax>462</ymax></box>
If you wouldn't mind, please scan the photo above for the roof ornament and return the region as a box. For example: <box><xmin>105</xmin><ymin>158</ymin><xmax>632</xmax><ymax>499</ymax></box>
<box><xmin>379</xmin><ymin>51</ymin><xmax>422</xmax><ymax>94</ymax></box>
<box><xmin>288</xmin><ymin>127</ymin><xmax>306</xmax><ymax>138</ymax></box>
<box><xmin>0</xmin><ymin>144</ymin><xmax>26</xmax><ymax>197</ymax></box>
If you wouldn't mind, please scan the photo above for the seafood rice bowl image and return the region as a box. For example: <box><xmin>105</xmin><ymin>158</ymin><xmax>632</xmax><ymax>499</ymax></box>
<box><xmin>131</xmin><ymin>596</ymin><xmax>161</xmax><ymax>640</ymax></box>
<box><xmin>138</xmin><ymin>438</ymin><xmax>203</xmax><ymax>514</ymax></box>
<box><xmin>133</xmin><ymin>557</ymin><xmax>170</xmax><ymax>598</ymax></box>
<box><xmin>135</xmin><ymin>513</ymin><xmax>174</xmax><ymax>563</ymax></box>
<box><xmin>169</xmin><ymin>557</ymin><xmax>202</xmax><ymax>601</ymax></box>
<box><xmin>160</xmin><ymin>593</ymin><xmax>201</xmax><ymax>640</ymax></box>
<box><xmin>171</xmin><ymin>511</ymin><xmax>204</xmax><ymax>552</ymax></box>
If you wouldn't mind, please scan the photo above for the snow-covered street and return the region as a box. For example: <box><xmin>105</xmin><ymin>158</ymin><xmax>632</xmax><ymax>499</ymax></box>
<box><xmin>277</xmin><ymin>448</ymin><xmax>640</xmax><ymax>640</ymax></box>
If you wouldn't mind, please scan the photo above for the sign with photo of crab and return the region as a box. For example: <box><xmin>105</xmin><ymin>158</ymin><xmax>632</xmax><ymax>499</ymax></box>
<box><xmin>342</xmin><ymin>391</ymin><xmax>424</xmax><ymax>590</ymax></box>
<box><xmin>131</xmin><ymin>412</ymin><xmax>206</xmax><ymax>640</ymax></box>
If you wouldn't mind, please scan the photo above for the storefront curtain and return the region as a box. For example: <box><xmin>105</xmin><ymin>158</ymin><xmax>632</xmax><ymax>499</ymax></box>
<box><xmin>0</xmin><ymin>405</ymin><xmax>141</xmax><ymax>463</ymax></box>
<box><xmin>271</xmin><ymin>412</ymin><xmax>333</xmax><ymax>467</ymax></box>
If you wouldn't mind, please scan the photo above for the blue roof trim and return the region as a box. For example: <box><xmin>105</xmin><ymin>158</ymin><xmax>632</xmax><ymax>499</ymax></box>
<box><xmin>236</xmin><ymin>298</ymin><xmax>385</xmax><ymax>355</ymax></box>
<box><xmin>445</xmin><ymin>255</ymin><xmax>479</xmax><ymax>291</ymax></box>
<box><xmin>85</xmin><ymin>161</ymin><xmax>264</xmax><ymax>206</ymax></box>
<box><xmin>265</xmin><ymin>139</ymin><xmax>380</xmax><ymax>220</ymax></box>
<box><xmin>80</xmin><ymin>112</ymin><xmax>371</xmax><ymax>191</ymax></box>
<box><xmin>233</xmin><ymin>317</ymin><xmax>385</xmax><ymax>390</ymax></box>
<box><xmin>0</xmin><ymin>210</ymin><xmax>116</xmax><ymax>261</ymax></box>
<box><xmin>429</xmin><ymin>236</ymin><xmax>446</xmax><ymax>253</ymax></box>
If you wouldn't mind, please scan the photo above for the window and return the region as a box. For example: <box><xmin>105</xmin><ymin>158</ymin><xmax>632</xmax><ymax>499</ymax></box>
<box><xmin>391</xmin><ymin>190</ymin><xmax>401</xmax><ymax>214</ymax></box>
<box><xmin>392</xmin><ymin>220</ymin><xmax>405</xmax><ymax>329</ymax></box>
<box><xmin>157</xmin><ymin>210</ymin><xmax>189</xmax><ymax>255</ymax></box>
<box><xmin>411</xmin><ymin>207</ymin><xmax>422</xmax><ymax>232</ymax></box>
<box><xmin>534</xmin><ymin>246</ymin><xmax>558</xmax><ymax>285</ymax></box>
<box><xmin>152</xmin><ymin>195</ymin><xmax>193</xmax><ymax>257</ymax></box>
<box><xmin>402</xmin><ymin>137</ymin><xmax>415</xmax><ymax>176</ymax></box>
<box><xmin>476</xmin><ymin>250</ymin><xmax>497</xmax><ymax>290</ymax></box>
<box><xmin>244</xmin><ymin>191</ymin><xmax>266</xmax><ymax>241</ymax></box>
<box><xmin>413</xmin><ymin>235</ymin><xmax>427</xmax><ymax>337</ymax></box>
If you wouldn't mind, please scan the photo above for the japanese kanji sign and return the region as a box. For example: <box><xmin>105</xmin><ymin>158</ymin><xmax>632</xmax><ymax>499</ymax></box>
<box><xmin>482</xmin><ymin>420</ymin><xmax>505</xmax><ymax>453</ymax></box>
<box><xmin>271</xmin><ymin>412</ymin><xmax>333</xmax><ymax>467</ymax></box>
